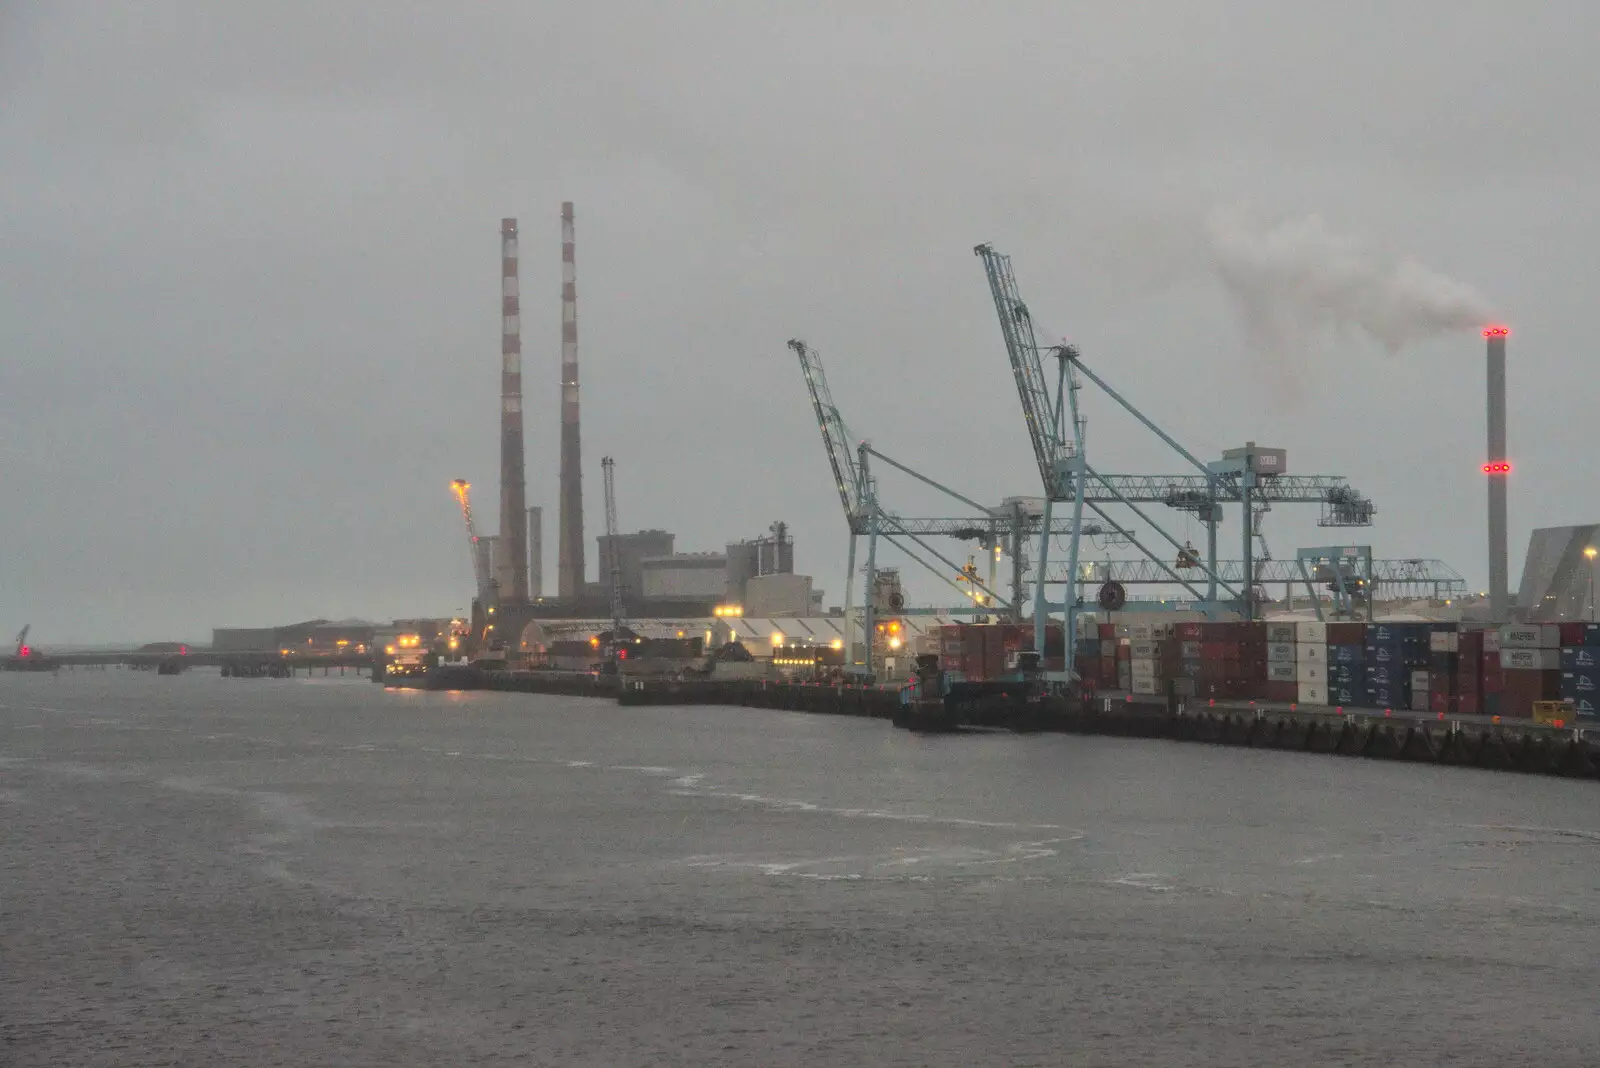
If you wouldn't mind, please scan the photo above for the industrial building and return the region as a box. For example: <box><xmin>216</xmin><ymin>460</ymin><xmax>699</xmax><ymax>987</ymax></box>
<box><xmin>455</xmin><ymin>207</ymin><xmax>822</xmax><ymax>643</ymax></box>
<box><xmin>1517</xmin><ymin>525</ymin><xmax>1600</xmax><ymax>622</ymax></box>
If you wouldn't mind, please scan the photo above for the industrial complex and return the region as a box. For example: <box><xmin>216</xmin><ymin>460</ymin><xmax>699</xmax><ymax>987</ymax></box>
<box><xmin>25</xmin><ymin>206</ymin><xmax>1598</xmax><ymax>733</ymax></box>
<box><xmin>412</xmin><ymin>213</ymin><xmax>1586</xmax><ymax>711</ymax></box>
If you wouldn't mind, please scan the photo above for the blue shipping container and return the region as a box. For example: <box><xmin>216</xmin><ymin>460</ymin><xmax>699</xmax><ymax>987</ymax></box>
<box><xmin>1365</xmin><ymin>663</ymin><xmax>1403</xmax><ymax>686</ymax></box>
<box><xmin>1363</xmin><ymin>684</ymin><xmax>1410</xmax><ymax>708</ymax></box>
<box><xmin>1327</xmin><ymin>644</ymin><xmax>1364</xmax><ymax>665</ymax></box>
<box><xmin>1560</xmin><ymin>646</ymin><xmax>1600</xmax><ymax>671</ymax></box>
<box><xmin>1328</xmin><ymin>685</ymin><xmax>1362</xmax><ymax>706</ymax></box>
<box><xmin>1327</xmin><ymin>664</ymin><xmax>1361</xmax><ymax>686</ymax></box>
<box><xmin>1560</xmin><ymin>670</ymin><xmax>1600</xmax><ymax>697</ymax></box>
<box><xmin>1571</xmin><ymin>696</ymin><xmax>1598</xmax><ymax>717</ymax></box>
<box><xmin>1368</xmin><ymin>623</ymin><xmax>1430</xmax><ymax>644</ymax></box>
<box><xmin>1364</xmin><ymin>643</ymin><xmax>1429</xmax><ymax>668</ymax></box>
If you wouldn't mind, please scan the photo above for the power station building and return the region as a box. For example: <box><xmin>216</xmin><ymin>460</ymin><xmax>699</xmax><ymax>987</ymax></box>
<box><xmin>1516</xmin><ymin>524</ymin><xmax>1600</xmax><ymax>622</ymax></box>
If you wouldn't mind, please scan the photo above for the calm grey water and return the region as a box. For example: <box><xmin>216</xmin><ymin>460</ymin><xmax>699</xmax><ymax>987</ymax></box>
<box><xmin>3</xmin><ymin>670</ymin><xmax>1598</xmax><ymax>1066</ymax></box>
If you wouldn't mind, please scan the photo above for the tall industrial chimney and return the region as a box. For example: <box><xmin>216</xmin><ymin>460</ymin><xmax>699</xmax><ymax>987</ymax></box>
<box><xmin>528</xmin><ymin>505</ymin><xmax>543</xmax><ymax>598</ymax></box>
<box><xmin>498</xmin><ymin>218</ymin><xmax>529</xmax><ymax>602</ymax></box>
<box><xmin>1485</xmin><ymin>326</ymin><xmax>1510</xmax><ymax>621</ymax></box>
<box><xmin>557</xmin><ymin>202</ymin><xmax>586</xmax><ymax>600</ymax></box>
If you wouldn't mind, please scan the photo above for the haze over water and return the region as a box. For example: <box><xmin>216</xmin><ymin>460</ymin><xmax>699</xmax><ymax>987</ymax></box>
<box><xmin>4</xmin><ymin>672</ymin><xmax>1598</xmax><ymax>1066</ymax></box>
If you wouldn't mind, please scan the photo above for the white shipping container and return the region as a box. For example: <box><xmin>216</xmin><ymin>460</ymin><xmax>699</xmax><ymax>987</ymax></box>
<box><xmin>1410</xmin><ymin>693</ymin><xmax>1430</xmax><ymax>713</ymax></box>
<box><xmin>1482</xmin><ymin>628</ymin><xmax>1501</xmax><ymax>652</ymax></box>
<box><xmin>1266</xmin><ymin>623</ymin><xmax>1297</xmax><ymax>643</ymax></box>
<box><xmin>1297</xmin><ymin>682</ymin><xmax>1327</xmax><ymax>705</ymax></box>
<box><xmin>1266</xmin><ymin>642</ymin><xmax>1296</xmax><ymax>663</ymax></box>
<box><xmin>1131</xmin><ymin>676</ymin><xmax>1159</xmax><ymax>695</ymax></box>
<box><xmin>1410</xmin><ymin>670</ymin><xmax>1431</xmax><ymax>693</ymax></box>
<box><xmin>1429</xmin><ymin>632</ymin><xmax>1459</xmax><ymax>653</ymax></box>
<box><xmin>1296</xmin><ymin>661</ymin><xmax>1326</xmax><ymax>684</ymax></box>
<box><xmin>1180</xmin><ymin>641</ymin><xmax>1202</xmax><ymax>659</ymax></box>
<box><xmin>1130</xmin><ymin>658</ymin><xmax>1160</xmax><ymax>679</ymax></box>
<box><xmin>1500</xmin><ymin>648</ymin><xmax>1560</xmax><ymax>671</ymax></box>
<box><xmin>1296</xmin><ymin>643</ymin><xmax>1327</xmax><ymax>665</ymax></box>
<box><xmin>1129</xmin><ymin>640</ymin><xmax>1162</xmax><ymax>659</ymax></box>
<box><xmin>1296</xmin><ymin>621</ymin><xmax>1328</xmax><ymax>643</ymax></box>
<box><xmin>1267</xmin><ymin>662</ymin><xmax>1297</xmax><ymax>682</ymax></box>
<box><xmin>1500</xmin><ymin>624</ymin><xmax>1559</xmax><ymax>649</ymax></box>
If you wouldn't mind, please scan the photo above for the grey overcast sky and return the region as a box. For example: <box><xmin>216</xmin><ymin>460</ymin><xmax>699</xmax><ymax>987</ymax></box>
<box><xmin>3</xmin><ymin>2</ymin><xmax>1596</xmax><ymax>643</ymax></box>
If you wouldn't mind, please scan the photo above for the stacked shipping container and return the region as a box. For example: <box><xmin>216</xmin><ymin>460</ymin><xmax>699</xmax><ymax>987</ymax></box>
<box><xmin>985</xmin><ymin>617</ymin><xmax>1594</xmax><ymax>721</ymax></box>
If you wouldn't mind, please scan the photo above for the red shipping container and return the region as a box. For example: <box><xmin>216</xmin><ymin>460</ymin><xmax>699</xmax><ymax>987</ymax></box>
<box><xmin>1200</xmin><ymin>641</ymin><xmax>1242</xmax><ymax>660</ymax></box>
<box><xmin>1327</xmin><ymin>622</ymin><xmax>1365</xmax><ymax>644</ymax></box>
<box><xmin>1459</xmin><ymin>630</ymin><xmax>1485</xmax><ymax>652</ymax></box>
<box><xmin>1458</xmin><ymin>692</ymin><xmax>1481</xmax><ymax>715</ymax></box>
<box><xmin>1429</xmin><ymin>671</ymin><xmax>1457</xmax><ymax>696</ymax></box>
<box><xmin>1175</xmin><ymin>622</ymin><xmax>1203</xmax><ymax>641</ymax></box>
<box><xmin>1482</xmin><ymin>667</ymin><xmax>1504</xmax><ymax>694</ymax></box>
<box><xmin>1265</xmin><ymin>680</ymin><xmax>1298</xmax><ymax>702</ymax></box>
<box><xmin>1115</xmin><ymin>643</ymin><xmax>1132</xmax><ymax>661</ymax></box>
<box><xmin>1454</xmin><ymin>671</ymin><xmax>1481</xmax><ymax>695</ymax></box>
<box><xmin>1239</xmin><ymin>657</ymin><xmax>1268</xmax><ymax>678</ymax></box>
<box><xmin>1430</xmin><ymin>690</ymin><xmax>1458</xmax><ymax>715</ymax></box>
<box><xmin>1559</xmin><ymin>622</ymin><xmax>1590</xmax><ymax>647</ymax></box>
<box><xmin>983</xmin><ymin>633</ymin><xmax>1007</xmax><ymax>680</ymax></box>
<box><xmin>1098</xmin><ymin>623</ymin><xmax>1116</xmax><ymax>640</ymax></box>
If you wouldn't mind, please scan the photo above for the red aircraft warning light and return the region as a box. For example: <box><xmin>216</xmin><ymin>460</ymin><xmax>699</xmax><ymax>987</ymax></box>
<box><xmin>1482</xmin><ymin>325</ymin><xmax>1510</xmax><ymax>338</ymax></box>
<box><xmin>1482</xmin><ymin>462</ymin><xmax>1513</xmax><ymax>475</ymax></box>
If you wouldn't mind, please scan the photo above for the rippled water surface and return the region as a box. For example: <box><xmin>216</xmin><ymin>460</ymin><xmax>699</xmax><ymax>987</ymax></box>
<box><xmin>4</xmin><ymin>670</ymin><xmax>1599</xmax><ymax>1066</ymax></box>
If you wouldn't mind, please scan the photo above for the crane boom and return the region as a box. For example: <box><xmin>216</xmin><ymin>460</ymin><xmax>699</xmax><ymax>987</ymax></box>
<box><xmin>788</xmin><ymin>339</ymin><xmax>866</xmax><ymax>527</ymax></box>
<box><xmin>449</xmin><ymin>480</ymin><xmax>495</xmax><ymax>605</ymax></box>
<box><xmin>974</xmin><ymin>244</ymin><xmax>1076</xmax><ymax>499</ymax></box>
<box><xmin>601</xmin><ymin>457</ymin><xmax>625</xmax><ymax>641</ymax></box>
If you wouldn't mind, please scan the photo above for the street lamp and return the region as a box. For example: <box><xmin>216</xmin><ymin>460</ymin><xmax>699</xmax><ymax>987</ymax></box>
<box><xmin>1586</xmin><ymin>546</ymin><xmax>1597</xmax><ymax>621</ymax></box>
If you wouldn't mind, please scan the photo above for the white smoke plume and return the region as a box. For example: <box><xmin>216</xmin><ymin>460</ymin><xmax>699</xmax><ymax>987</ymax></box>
<box><xmin>1205</xmin><ymin>207</ymin><xmax>1496</xmax><ymax>372</ymax></box>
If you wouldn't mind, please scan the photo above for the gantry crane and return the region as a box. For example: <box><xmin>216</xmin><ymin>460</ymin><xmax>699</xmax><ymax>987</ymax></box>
<box><xmin>601</xmin><ymin>456</ymin><xmax>626</xmax><ymax>670</ymax></box>
<box><xmin>449</xmin><ymin>479</ymin><xmax>497</xmax><ymax>607</ymax></box>
<box><xmin>789</xmin><ymin>338</ymin><xmax>1132</xmax><ymax>673</ymax></box>
<box><xmin>974</xmin><ymin>243</ymin><xmax>1376</xmax><ymax>658</ymax></box>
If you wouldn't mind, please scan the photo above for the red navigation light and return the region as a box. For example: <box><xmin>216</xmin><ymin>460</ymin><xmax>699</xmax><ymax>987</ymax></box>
<box><xmin>1482</xmin><ymin>461</ymin><xmax>1512</xmax><ymax>475</ymax></box>
<box><xmin>179</xmin><ymin>645</ymin><xmax>188</xmax><ymax>655</ymax></box>
<box><xmin>1482</xmin><ymin>325</ymin><xmax>1510</xmax><ymax>338</ymax></box>
<box><xmin>18</xmin><ymin>645</ymin><xmax>30</xmax><ymax>657</ymax></box>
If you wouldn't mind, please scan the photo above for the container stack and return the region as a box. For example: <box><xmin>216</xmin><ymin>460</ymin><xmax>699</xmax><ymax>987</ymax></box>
<box><xmin>1362</xmin><ymin>622</ymin><xmax>1428</xmax><ymax>710</ymax></box>
<box><xmin>939</xmin><ymin>625</ymin><xmax>965</xmax><ymax>676</ymax></box>
<box><xmin>1295</xmin><ymin>620</ymin><xmax>1328</xmax><ymax>706</ymax></box>
<box><xmin>1498</xmin><ymin>624</ymin><xmax>1560</xmax><ymax>718</ymax></box>
<box><xmin>1324</xmin><ymin>621</ymin><xmax>1365</xmax><ymax>707</ymax></box>
<box><xmin>1265</xmin><ymin>621</ymin><xmax>1297</xmax><ymax>702</ymax></box>
<box><xmin>1557</xmin><ymin>622</ymin><xmax>1600</xmax><ymax>717</ymax></box>
<box><xmin>1239</xmin><ymin>622</ymin><xmax>1268</xmax><ymax>698</ymax></box>
<box><xmin>1072</xmin><ymin>617</ymin><xmax>1103</xmax><ymax>686</ymax></box>
<box><xmin>1453</xmin><ymin>629</ymin><xmax>1486</xmax><ymax>715</ymax></box>
<box><xmin>1427</xmin><ymin>623</ymin><xmax>1460</xmax><ymax>715</ymax></box>
<box><xmin>1125</xmin><ymin>621</ymin><xmax>1171</xmax><ymax>696</ymax></box>
<box><xmin>1099</xmin><ymin>622</ymin><xmax>1118</xmax><ymax>686</ymax></box>
<box><xmin>1113</xmin><ymin>629</ymin><xmax>1131</xmax><ymax>692</ymax></box>
<box><xmin>1169</xmin><ymin>621</ymin><xmax>1205</xmax><ymax>698</ymax></box>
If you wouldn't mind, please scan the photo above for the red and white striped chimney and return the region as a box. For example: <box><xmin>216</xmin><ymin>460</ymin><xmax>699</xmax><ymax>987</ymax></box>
<box><xmin>497</xmin><ymin>218</ymin><xmax>528</xmax><ymax>603</ymax></box>
<box><xmin>557</xmin><ymin>202</ymin><xmax>586</xmax><ymax>599</ymax></box>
